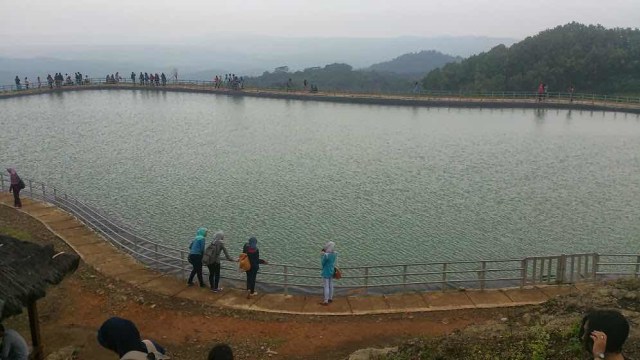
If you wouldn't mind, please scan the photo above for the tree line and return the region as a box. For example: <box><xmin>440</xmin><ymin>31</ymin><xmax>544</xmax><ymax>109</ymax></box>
<box><xmin>422</xmin><ymin>23</ymin><xmax>640</xmax><ymax>94</ymax></box>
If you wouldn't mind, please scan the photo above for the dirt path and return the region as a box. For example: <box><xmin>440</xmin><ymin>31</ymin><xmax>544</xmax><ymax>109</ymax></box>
<box><xmin>1</xmin><ymin>206</ymin><xmax>519</xmax><ymax>359</ymax></box>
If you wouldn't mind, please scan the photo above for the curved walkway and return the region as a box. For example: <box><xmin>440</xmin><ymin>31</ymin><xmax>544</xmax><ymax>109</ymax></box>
<box><xmin>0</xmin><ymin>193</ymin><xmax>585</xmax><ymax>315</ymax></box>
<box><xmin>2</xmin><ymin>83</ymin><xmax>640</xmax><ymax>114</ymax></box>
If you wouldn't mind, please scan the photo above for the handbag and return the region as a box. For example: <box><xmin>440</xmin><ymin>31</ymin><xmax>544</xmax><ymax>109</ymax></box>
<box><xmin>333</xmin><ymin>266</ymin><xmax>342</xmax><ymax>280</ymax></box>
<box><xmin>238</xmin><ymin>253</ymin><xmax>251</xmax><ymax>272</ymax></box>
<box><xmin>18</xmin><ymin>178</ymin><xmax>25</xmax><ymax>190</ymax></box>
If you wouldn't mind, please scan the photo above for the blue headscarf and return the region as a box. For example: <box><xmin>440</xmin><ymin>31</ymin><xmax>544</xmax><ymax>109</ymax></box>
<box><xmin>97</xmin><ymin>317</ymin><xmax>146</xmax><ymax>357</ymax></box>
<box><xmin>248</xmin><ymin>237</ymin><xmax>257</xmax><ymax>249</ymax></box>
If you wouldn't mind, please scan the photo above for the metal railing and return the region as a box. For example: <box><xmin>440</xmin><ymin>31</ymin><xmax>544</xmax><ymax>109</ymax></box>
<box><xmin>2</xmin><ymin>78</ymin><xmax>640</xmax><ymax>109</ymax></box>
<box><xmin>2</xmin><ymin>173</ymin><xmax>639</xmax><ymax>295</ymax></box>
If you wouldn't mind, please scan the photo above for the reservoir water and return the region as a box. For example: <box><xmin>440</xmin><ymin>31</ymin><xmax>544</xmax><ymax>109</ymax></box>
<box><xmin>1</xmin><ymin>90</ymin><xmax>639</xmax><ymax>267</ymax></box>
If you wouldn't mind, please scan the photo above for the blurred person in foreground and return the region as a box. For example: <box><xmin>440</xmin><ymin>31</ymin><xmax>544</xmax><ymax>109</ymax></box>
<box><xmin>207</xmin><ymin>343</ymin><xmax>233</xmax><ymax>360</ymax></box>
<box><xmin>98</xmin><ymin>317</ymin><xmax>169</xmax><ymax>359</ymax></box>
<box><xmin>579</xmin><ymin>309</ymin><xmax>629</xmax><ymax>360</ymax></box>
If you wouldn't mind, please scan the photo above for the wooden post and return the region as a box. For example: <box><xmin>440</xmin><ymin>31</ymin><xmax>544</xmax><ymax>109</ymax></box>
<box><xmin>28</xmin><ymin>300</ymin><xmax>43</xmax><ymax>360</ymax></box>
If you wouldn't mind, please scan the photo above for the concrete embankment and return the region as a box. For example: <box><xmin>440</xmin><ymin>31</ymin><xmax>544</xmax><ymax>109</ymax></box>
<box><xmin>2</xmin><ymin>84</ymin><xmax>640</xmax><ymax>114</ymax></box>
<box><xmin>0</xmin><ymin>193</ymin><xmax>587</xmax><ymax>316</ymax></box>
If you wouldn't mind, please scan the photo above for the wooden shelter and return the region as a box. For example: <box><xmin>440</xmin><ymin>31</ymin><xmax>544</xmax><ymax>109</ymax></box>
<box><xmin>0</xmin><ymin>234</ymin><xmax>80</xmax><ymax>360</ymax></box>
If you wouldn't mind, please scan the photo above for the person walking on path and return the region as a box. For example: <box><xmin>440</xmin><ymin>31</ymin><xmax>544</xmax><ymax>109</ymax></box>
<box><xmin>320</xmin><ymin>241</ymin><xmax>337</xmax><ymax>306</ymax></box>
<box><xmin>0</xmin><ymin>323</ymin><xmax>29</xmax><ymax>360</ymax></box>
<box><xmin>203</xmin><ymin>230</ymin><xmax>235</xmax><ymax>292</ymax></box>
<box><xmin>14</xmin><ymin>76</ymin><xmax>21</xmax><ymax>91</ymax></box>
<box><xmin>242</xmin><ymin>237</ymin><xmax>267</xmax><ymax>298</ymax></box>
<box><xmin>537</xmin><ymin>82</ymin><xmax>545</xmax><ymax>102</ymax></box>
<box><xmin>6</xmin><ymin>168</ymin><xmax>23</xmax><ymax>208</ymax></box>
<box><xmin>97</xmin><ymin>317</ymin><xmax>169</xmax><ymax>359</ymax></box>
<box><xmin>187</xmin><ymin>227</ymin><xmax>207</xmax><ymax>287</ymax></box>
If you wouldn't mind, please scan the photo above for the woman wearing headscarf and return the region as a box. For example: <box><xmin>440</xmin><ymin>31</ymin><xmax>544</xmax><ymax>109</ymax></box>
<box><xmin>242</xmin><ymin>237</ymin><xmax>268</xmax><ymax>298</ymax></box>
<box><xmin>320</xmin><ymin>241</ymin><xmax>337</xmax><ymax>306</ymax></box>
<box><xmin>97</xmin><ymin>317</ymin><xmax>168</xmax><ymax>359</ymax></box>
<box><xmin>203</xmin><ymin>230</ymin><xmax>235</xmax><ymax>292</ymax></box>
<box><xmin>187</xmin><ymin>227</ymin><xmax>207</xmax><ymax>287</ymax></box>
<box><xmin>6</xmin><ymin>168</ymin><xmax>22</xmax><ymax>208</ymax></box>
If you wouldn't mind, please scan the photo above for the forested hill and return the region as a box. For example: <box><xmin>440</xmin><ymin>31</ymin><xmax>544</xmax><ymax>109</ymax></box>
<box><xmin>247</xmin><ymin>63</ymin><xmax>420</xmax><ymax>93</ymax></box>
<box><xmin>365</xmin><ymin>50</ymin><xmax>461</xmax><ymax>76</ymax></box>
<box><xmin>422</xmin><ymin>23</ymin><xmax>640</xmax><ymax>94</ymax></box>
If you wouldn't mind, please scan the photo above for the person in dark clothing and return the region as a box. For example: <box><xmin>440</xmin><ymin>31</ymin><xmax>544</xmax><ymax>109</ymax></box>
<box><xmin>97</xmin><ymin>317</ymin><xmax>168</xmax><ymax>359</ymax></box>
<box><xmin>131</xmin><ymin>72</ymin><xmax>136</xmax><ymax>84</ymax></box>
<box><xmin>139</xmin><ymin>72</ymin><xmax>144</xmax><ymax>85</ymax></box>
<box><xmin>144</xmin><ymin>72</ymin><xmax>149</xmax><ymax>85</ymax></box>
<box><xmin>242</xmin><ymin>237</ymin><xmax>267</xmax><ymax>298</ymax></box>
<box><xmin>7</xmin><ymin>168</ymin><xmax>22</xmax><ymax>208</ymax></box>
<box><xmin>14</xmin><ymin>76</ymin><xmax>21</xmax><ymax>90</ymax></box>
<box><xmin>187</xmin><ymin>227</ymin><xmax>207</xmax><ymax>287</ymax></box>
<box><xmin>208</xmin><ymin>343</ymin><xmax>233</xmax><ymax>360</ymax></box>
<box><xmin>161</xmin><ymin>73</ymin><xmax>166</xmax><ymax>86</ymax></box>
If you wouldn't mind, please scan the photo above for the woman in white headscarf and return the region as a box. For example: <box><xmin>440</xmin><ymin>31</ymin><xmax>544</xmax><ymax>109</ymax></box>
<box><xmin>202</xmin><ymin>231</ymin><xmax>235</xmax><ymax>292</ymax></box>
<box><xmin>320</xmin><ymin>241</ymin><xmax>337</xmax><ymax>306</ymax></box>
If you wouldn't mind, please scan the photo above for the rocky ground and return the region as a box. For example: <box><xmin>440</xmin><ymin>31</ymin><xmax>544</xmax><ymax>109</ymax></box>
<box><xmin>3</xmin><ymin>205</ymin><xmax>638</xmax><ymax>359</ymax></box>
<box><xmin>375</xmin><ymin>279</ymin><xmax>640</xmax><ymax>359</ymax></box>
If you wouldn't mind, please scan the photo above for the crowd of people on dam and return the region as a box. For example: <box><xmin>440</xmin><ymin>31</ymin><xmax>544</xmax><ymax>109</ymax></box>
<box><xmin>213</xmin><ymin>74</ymin><xmax>244</xmax><ymax>90</ymax></box>
<box><xmin>1</xmin><ymin>309</ymin><xmax>632</xmax><ymax>359</ymax></box>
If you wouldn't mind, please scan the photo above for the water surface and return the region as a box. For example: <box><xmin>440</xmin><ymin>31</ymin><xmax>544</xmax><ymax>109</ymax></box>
<box><xmin>1</xmin><ymin>89</ymin><xmax>639</xmax><ymax>266</ymax></box>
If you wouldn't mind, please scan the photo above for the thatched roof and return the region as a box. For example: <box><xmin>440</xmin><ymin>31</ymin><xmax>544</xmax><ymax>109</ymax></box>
<box><xmin>0</xmin><ymin>235</ymin><xmax>80</xmax><ymax>321</ymax></box>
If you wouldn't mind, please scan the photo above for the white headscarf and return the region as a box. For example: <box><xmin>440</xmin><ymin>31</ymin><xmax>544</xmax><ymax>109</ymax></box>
<box><xmin>324</xmin><ymin>241</ymin><xmax>335</xmax><ymax>253</ymax></box>
<box><xmin>212</xmin><ymin>231</ymin><xmax>224</xmax><ymax>244</ymax></box>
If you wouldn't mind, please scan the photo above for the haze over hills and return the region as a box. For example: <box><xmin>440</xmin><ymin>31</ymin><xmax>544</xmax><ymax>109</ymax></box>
<box><xmin>0</xmin><ymin>35</ymin><xmax>516</xmax><ymax>84</ymax></box>
<box><xmin>365</xmin><ymin>50</ymin><xmax>462</xmax><ymax>77</ymax></box>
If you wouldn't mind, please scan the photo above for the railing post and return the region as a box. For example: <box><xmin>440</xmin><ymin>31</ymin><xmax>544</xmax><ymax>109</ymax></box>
<box><xmin>364</xmin><ymin>267</ymin><xmax>369</xmax><ymax>294</ymax></box>
<box><xmin>284</xmin><ymin>265</ymin><xmax>289</xmax><ymax>295</ymax></box>
<box><xmin>441</xmin><ymin>263</ymin><xmax>447</xmax><ymax>291</ymax></box>
<box><xmin>402</xmin><ymin>265</ymin><xmax>408</xmax><ymax>289</ymax></box>
<box><xmin>480</xmin><ymin>261</ymin><xmax>486</xmax><ymax>291</ymax></box>
<box><xmin>592</xmin><ymin>253</ymin><xmax>599</xmax><ymax>281</ymax></box>
<box><xmin>41</xmin><ymin>183</ymin><xmax>45</xmax><ymax>199</ymax></box>
<box><xmin>181</xmin><ymin>251</ymin><xmax>187</xmax><ymax>280</ymax></box>
<box><xmin>556</xmin><ymin>254</ymin><xmax>566</xmax><ymax>284</ymax></box>
<box><xmin>53</xmin><ymin>187</ymin><xmax>57</xmax><ymax>201</ymax></box>
<box><xmin>520</xmin><ymin>259</ymin><xmax>526</xmax><ymax>288</ymax></box>
<box><xmin>154</xmin><ymin>244</ymin><xmax>158</xmax><ymax>266</ymax></box>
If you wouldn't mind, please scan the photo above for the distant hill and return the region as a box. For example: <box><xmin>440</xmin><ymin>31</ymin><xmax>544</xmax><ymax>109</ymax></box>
<box><xmin>0</xmin><ymin>35</ymin><xmax>516</xmax><ymax>85</ymax></box>
<box><xmin>422</xmin><ymin>23</ymin><xmax>640</xmax><ymax>93</ymax></box>
<box><xmin>247</xmin><ymin>63</ymin><xmax>418</xmax><ymax>93</ymax></box>
<box><xmin>365</xmin><ymin>50</ymin><xmax>461</xmax><ymax>77</ymax></box>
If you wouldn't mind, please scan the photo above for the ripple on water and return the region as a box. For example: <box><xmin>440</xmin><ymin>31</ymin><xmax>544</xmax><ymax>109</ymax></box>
<box><xmin>1</xmin><ymin>90</ymin><xmax>640</xmax><ymax>266</ymax></box>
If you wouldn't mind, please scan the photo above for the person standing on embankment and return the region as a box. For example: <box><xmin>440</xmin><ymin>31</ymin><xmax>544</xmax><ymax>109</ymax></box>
<box><xmin>187</xmin><ymin>227</ymin><xmax>207</xmax><ymax>287</ymax></box>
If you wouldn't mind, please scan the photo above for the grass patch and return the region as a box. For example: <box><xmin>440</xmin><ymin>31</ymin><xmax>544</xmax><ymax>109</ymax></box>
<box><xmin>0</xmin><ymin>226</ymin><xmax>31</xmax><ymax>241</ymax></box>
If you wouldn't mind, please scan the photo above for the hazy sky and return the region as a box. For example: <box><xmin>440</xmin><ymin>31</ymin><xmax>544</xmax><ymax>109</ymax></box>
<box><xmin>1</xmin><ymin>0</ymin><xmax>638</xmax><ymax>44</ymax></box>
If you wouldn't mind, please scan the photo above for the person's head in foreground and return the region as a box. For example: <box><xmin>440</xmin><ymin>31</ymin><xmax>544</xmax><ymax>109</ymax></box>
<box><xmin>579</xmin><ymin>309</ymin><xmax>629</xmax><ymax>360</ymax></box>
<box><xmin>208</xmin><ymin>343</ymin><xmax>233</xmax><ymax>360</ymax></box>
<box><xmin>98</xmin><ymin>317</ymin><xmax>168</xmax><ymax>359</ymax></box>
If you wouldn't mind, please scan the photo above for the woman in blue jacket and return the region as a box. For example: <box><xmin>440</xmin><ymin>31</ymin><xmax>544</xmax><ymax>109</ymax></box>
<box><xmin>187</xmin><ymin>227</ymin><xmax>207</xmax><ymax>287</ymax></box>
<box><xmin>320</xmin><ymin>241</ymin><xmax>337</xmax><ymax>305</ymax></box>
